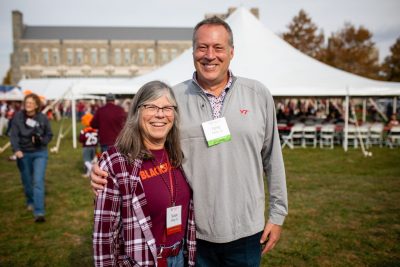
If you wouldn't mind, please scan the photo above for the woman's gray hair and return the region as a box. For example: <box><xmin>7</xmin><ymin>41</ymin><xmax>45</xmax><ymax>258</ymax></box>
<box><xmin>115</xmin><ymin>80</ymin><xmax>183</xmax><ymax>166</ymax></box>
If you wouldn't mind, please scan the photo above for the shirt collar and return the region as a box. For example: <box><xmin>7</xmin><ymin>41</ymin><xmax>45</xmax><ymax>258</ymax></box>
<box><xmin>192</xmin><ymin>70</ymin><xmax>233</xmax><ymax>96</ymax></box>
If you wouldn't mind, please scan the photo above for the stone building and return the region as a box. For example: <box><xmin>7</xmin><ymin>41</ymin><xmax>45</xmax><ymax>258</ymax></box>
<box><xmin>10</xmin><ymin>11</ymin><xmax>192</xmax><ymax>84</ymax></box>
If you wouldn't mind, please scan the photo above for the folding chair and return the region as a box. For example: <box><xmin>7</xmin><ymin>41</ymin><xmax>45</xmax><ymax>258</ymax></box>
<box><xmin>320</xmin><ymin>124</ymin><xmax>335</xmax><ymax>149</ymax></box>
<box><xmin>368</xmin><ymin>123</ymin><xmax>384</xmax><ymax>147</ymax></box>
<box><xmin>302</xmin><ymin>125</ymin><xmax>317</xmax><ymax>148</ymax></box>
<box><xmin>281</xmin><ymin>124</ymin><xmax>304</xmax><ymax>149</ymax></box>
<box><xmin>387</xmin><ymin>126</ymin><xmax>400</xmax><ymax>148</ymax></box>
<box><xmin>357</xmin><ymin>125</ymin><xmax>370</xmax><ymax>149</ymax></box>
<box><xmin>345</xmin><ymin>124</ymin><xmax>358</xmax><ymax>148</ymax></box>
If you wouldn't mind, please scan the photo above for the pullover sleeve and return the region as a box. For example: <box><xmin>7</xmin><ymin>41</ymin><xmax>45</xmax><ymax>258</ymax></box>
<box><xmin>261</xmin><ymin>86</ymin><xmax>288</xmax><ymax>225</ymax></box>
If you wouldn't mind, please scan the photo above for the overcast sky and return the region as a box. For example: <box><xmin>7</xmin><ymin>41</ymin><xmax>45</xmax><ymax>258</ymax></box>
<box><xmin>1</xmin><ymin>0</ymin><xmax>399</xmax><ymax>83</ymax></box>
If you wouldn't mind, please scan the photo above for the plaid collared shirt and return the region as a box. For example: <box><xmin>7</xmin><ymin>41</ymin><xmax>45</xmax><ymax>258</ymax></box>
<box><xmin>93</xmin><ymin>147</ymin><xmax>196</xmax><ymax>267</ymax></box>
<box><xmin>193</xmin><ymin>70</ymin><xmax>233</xmax><ymax>119</ymax></box>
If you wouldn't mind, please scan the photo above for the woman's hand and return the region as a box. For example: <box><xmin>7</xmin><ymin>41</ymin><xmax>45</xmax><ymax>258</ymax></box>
<box><xmin>15</xmin><ymin>151</ymin><xmax>23</xmax><ymax>159</ymax></box>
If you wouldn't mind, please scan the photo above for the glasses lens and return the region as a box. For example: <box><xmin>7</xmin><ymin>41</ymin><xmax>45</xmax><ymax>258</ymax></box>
<box><xmin>163</xmin><ymin>107</ymin><xmax>175</xmax><ymax>116</ymax></box>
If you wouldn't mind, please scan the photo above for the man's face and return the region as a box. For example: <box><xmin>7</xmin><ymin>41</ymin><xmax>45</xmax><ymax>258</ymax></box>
<box><xmin>193</xmin><ymin>24</ymin><xmax>234</xmax><ymax>90</ymax></box>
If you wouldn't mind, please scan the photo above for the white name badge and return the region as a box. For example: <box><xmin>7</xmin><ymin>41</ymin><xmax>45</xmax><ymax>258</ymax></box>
<box><xmin>166</xmin><ymin>205</ymin><xmax>182</xmax><ymax>235</ymax></box>
<box><xmin>201</xmin><ymin>117</ymin><xmax>231</xmax><ymax>147</ymax></box>
<box><xmin>26</xmin><ymin>118</ymin><xmax>38</xmax><ymax>128</ymax></box>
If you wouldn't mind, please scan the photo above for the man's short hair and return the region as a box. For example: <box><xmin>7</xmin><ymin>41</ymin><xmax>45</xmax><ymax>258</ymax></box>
<box><xmin>192</xmin><ymin>16</ymin><xmax>234</xmax><ymax>48</ymax></box>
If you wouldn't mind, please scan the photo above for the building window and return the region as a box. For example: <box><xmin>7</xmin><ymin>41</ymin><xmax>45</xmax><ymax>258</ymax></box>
<box><xmin>42</xmin><ymin>49</ymin><xmax>49</xmax><ymax>65</ymax></box>
<box><xmin>114</xmin><ymin>49</ymin><xmax>121</xmax><ymax>66</ymax></box>
<box><xmin>91</xmin><ymin>49</ymin><xmax>97</xmax><ymax>65</ymax></box>
<box><xmin>170</xmin><ymin>49</ymin><xmax>178</xmax><ymax>60</ymax></box>
<box><xmin>52</xmin><ymin>49</ymin><xmax>59</xmax><ymax>65</ymax></box>
<box><xmin>124</xmin><ymin>49</ymin><xmax>131</xmax><ymax>65</ymax></box>
<box><xmin>100</xmin><ymin>49</ymin><xmax>108</xmax><ymax>65</ymax></box>
<box><xmin>22</xmin><ymin>49</ymin><xmax>30</xmax><ymax>65</ymax></box>
<box><xmin>76</xmin><ymin>49</ymin><xmax>83</xmax><ymax>65</ymax></box>
<box><xmin>161</xmin><ymin>49</ymin><xmax>169</xmax><ymax>64</ymax></box>
<box><xmin>137</xmin><ymin>49</ymin><xmax>145</xmax><ymax>65</ymax></box>
<box><xmin>146</xmin><ymin>48</ymin><xmax>155</xmax><ymax>65</ymax></box>
<box><xmin>67</xmin><ymin>49</ymin><xmax>74</xmax><ymax>65</ymax></box>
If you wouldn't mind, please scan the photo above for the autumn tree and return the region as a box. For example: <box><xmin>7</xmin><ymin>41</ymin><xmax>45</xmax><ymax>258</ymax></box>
<box><xmin>282</xmin><ymin>9</ymin><xmax>325</xmax><ymax>60</ymax></box>
<box><xmin>2</xmin><ymin>69</ymin><xmax>12</xmax><ymax>85</ymax></box>
<box><xmin>322</xmin><ymin>23</ymin><xmax>381</xmax><ymax>79</ymax></box>
<box><xmin>381</xmin><ymin>38</ymin><xmax>400</xmax><ymax>82</ymax></box>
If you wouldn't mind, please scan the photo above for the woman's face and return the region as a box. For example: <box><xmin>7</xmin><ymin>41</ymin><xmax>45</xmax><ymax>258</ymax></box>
<box><xmin>24</xmin><ymin>97</ymin><xmax>38</xmax><ymax>114</ymax></box>
<box><xmin>139</xmin><ymin>94</ymin><xmax>175</xmax><ymax>149</ymax></box>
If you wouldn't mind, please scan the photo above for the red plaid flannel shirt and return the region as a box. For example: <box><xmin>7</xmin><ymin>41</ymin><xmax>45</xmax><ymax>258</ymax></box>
<box><xmin>93</xmin><ymin>147</ymin><xmax>196</xmax><ymax>266</ymax></box>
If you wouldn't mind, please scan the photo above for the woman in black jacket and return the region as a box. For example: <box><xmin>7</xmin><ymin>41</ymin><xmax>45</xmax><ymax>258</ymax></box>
<box><xmin>10</xmin><ymin>93</ymin><xmax>53</xmax><ymax>222</ymax></box>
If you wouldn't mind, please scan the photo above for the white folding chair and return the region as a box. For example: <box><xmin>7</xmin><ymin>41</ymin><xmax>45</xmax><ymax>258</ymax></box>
<box><xmin>302</xmin><ymin>125</ymin><xmax>317</xmax><ymax>148</ymax></box>
<box><xmin>368</xmin><ymin>123</ymin><xmax>384</xmax><ymax>147</ymax></box>
<box><xmin>387</xmin><ymin>126</ymin><xmax>400</xmax><ymax>148</ymax></box>
<box><xmin>320</xmin><ymin>124</ymin><xmax>335</xmax><ymax>149</ymax></box>
<box><xmin>357</xmin><ymin>125</ymin><xmax>370</xmax><ymax>149</ymax></box>
<box><xmin>281</xmin><ymin>124</ymin><xmax>304</xmax><ymax>149</ymax></box>
<box><xmin>345</xmin><ymin>124</ymin><xmax>358</xmax><ymax>148</ymax></box>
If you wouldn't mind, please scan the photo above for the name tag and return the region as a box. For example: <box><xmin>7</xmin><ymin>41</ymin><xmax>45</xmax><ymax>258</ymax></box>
<box><xmin>201</xmin><ymin>117</ymin><xmax>231</xmax><ymax>147</ymax></box>
<box><xmin>166</xmin><ymin>205</ymin><xmax>182</xmax><ymax>235</ymax></box>
<box><xmin>26</xmin><ymin>118</ymin><xmax>38</xmax><ymax>128</ymax></box>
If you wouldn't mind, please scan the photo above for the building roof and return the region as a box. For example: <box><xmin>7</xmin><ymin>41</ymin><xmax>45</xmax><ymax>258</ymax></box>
<box><xmin>22</xmin><ymin>26</ymin><xmax>193</xmax><ymax>41</ymax></box>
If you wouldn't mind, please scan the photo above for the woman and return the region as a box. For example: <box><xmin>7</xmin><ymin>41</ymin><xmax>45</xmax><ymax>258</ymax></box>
<box><xmin>10</xmin><ymin>93</ymin><xmax>53</xmax><ymax>223</ymax></box>
<box><xmin>93</xmin><ymin>81</ymin><xmax>196</xmax><ymax>267</ymax></box>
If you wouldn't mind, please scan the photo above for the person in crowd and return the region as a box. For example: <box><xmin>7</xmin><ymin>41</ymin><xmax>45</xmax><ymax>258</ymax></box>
<box><xmin>388</xmin><ymin>113</ymin><xmax>399</xmax><ymax>128</ymax></box>
<box><xmin>79</xmin><ymin>112</ymin><xmax>98</xmax><ymax>178</ymax></box>
<box><xmin>10</xmin><ymin>93</ymin><xmax>53</xmax><ymax>222</ymax></box>
<box><xmin>0</xmin><ymin>100</ymin><xmax>8</xmax><ymax>136</ymax></box>
<box><xmin>90</xmin><ymin>93</ymin><xmax>126</xmax><ymax>152</ymax></box>
<box><xmin>76</xmin><ymin>100</ymin><xmax>86</xmax><ymax>121</ymax></box>
<box><xmin>93</xmin><ymin>81</ymin><xmax>196</xmax><ymax>267</ymax></box>
<box><xmin>92</xmin><ymin>16</ymin><xmax>287</xmax><ymax>266</ymax></box>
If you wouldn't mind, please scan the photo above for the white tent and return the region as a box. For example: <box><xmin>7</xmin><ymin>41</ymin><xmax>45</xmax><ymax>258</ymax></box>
<box><xmin>0</xmin><ymin>86</ymin><xmax>24</xmax><ymax>101</ymax></box>
<box><xmin>18</xmin><ymin>78</ymin><xmax>131</xmax><ymax>100</ymax></box>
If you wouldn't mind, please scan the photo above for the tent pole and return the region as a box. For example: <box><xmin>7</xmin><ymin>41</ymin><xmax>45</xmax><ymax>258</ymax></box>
<box><xmin>362</xmin><ymin>98</ymin><xmax>367</xmax><ymax>123</ymax></box>
<box><xmin>368</xmin><ymin>98</ymin><xmax>388</xmax><ymax>121</ymax></box>
<box><xmin>71</xmin><ymin>93</ymin><xmax>77</xmax><ymax>149</ymax></box>
<box><xmin>326</xmin><ymin>99</ymin><xmax>330</xmax><ymax>115</ymax></box>
<box><xmin>393</xmin><ymin>96</ymin><xmax>397</xmax><ymax>115</ymax></box>
<box><xmin>344</xmin><ymin>94</ymin><xmax>349</xmax><ymax>152</ymax></box>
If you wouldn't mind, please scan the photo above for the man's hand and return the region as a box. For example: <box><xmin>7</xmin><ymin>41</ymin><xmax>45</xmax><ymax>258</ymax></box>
<box><xmin>90</xmin><ymin>163</ymin><xmax>108</xmax><ymax>196</ymax></box>
<box><xmin>260</xmin><ymin>222</ymin><xmax>282</xmax><ymax>255</ymax></box>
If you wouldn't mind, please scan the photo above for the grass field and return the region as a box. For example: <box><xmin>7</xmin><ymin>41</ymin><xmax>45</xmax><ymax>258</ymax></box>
<box><xmin>0</xmin><ymin>119</ymin><xmax>399</xmax><ymax>266</ymax></box>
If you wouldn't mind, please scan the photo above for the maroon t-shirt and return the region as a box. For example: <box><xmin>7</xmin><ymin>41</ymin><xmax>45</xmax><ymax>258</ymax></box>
<box><xmin>139</xmin><ymin>148</ymin><xmax>191</xmax><ymax>247</ymax></box>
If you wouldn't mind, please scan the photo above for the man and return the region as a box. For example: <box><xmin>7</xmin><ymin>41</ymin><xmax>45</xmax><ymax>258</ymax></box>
<box><xmin>90</xmin><ymin>93</ymin><xmax>126</xmax><ymax>152</ymax></box>
<box><xmin>91</xmin><ymin>16</ymin><xmax>288</xmax><ymax>266</ymax></box>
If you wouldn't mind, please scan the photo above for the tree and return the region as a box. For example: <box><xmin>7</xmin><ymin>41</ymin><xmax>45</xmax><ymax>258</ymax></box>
<box><xmin>322</xmin><ymin>23</ymin><xmax>381</xmax><ymax>80</ymax></box>
<box><xmin>381</xmin><ymin>38</ymin><xmax>400</xmax><ymax>82</ymax></box>
<box><xmin>2</xmin><ymin>69</ymin><xmax>12</xmax><ymax>85</ymax></box>
<box><xmin>282</xmin><ymin>9</ymin><xmax>325</xmax><ymax>60</ymax></box>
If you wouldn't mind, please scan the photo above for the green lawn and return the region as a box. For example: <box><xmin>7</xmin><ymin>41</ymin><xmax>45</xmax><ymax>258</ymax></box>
<box><xmin>1</xmin><ymin>119</ymin><xmax>399</xmax><ymax>266</ymax></box>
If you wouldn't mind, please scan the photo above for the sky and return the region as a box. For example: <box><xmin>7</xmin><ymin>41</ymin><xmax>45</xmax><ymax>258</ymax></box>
<box><xmin>1</xmin><ymin>0</ymin><xmax>399</xmax><ymax>83</ymax></box>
